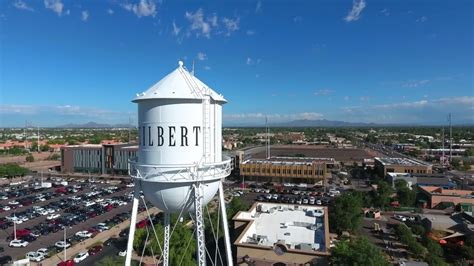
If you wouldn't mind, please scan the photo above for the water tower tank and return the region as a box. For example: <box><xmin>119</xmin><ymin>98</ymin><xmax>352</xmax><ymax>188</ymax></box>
<box><xmin>131</xmin><ymin>61</ymin><xmax>231</xmax><ymax>213</ymax></box>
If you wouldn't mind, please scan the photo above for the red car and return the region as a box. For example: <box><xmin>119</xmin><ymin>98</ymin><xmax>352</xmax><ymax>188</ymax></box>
<box><xmin>88</xmin><ymin>245</ymin><xmax>103</xmax><ymax>255</ymax></box>
<box><xmin>136</xmin><ymin>219</ymin><xmax>147</xmax><ymax>229</ymax></box>
<box><xmin>57</xmin><ymin>259</ymin><xmax>75</xmax><ymax>266</ymax></box>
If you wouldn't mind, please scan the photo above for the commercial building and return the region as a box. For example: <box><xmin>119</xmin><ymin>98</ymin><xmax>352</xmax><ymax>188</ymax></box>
<box><xmin>386</xmin><ymin>173</ymin><xmax>456</xmax><ymax>189</ymax></box>
<box><xmin>374</xmin><ymin>157</ymin><xmax>432</xmax><ymax>177</ymax></box>
<box><xmin>240</xmin><ymin>156</ymin><xmax>334</xmax><ymax>183</ymax></box>
<box><xmin>233</xmin><ymin>202</ymin><xmax>330</xmax><ymax>265</ymax></box>
<box><xmin>61</xmin><ymin>143</ymin><xmax>137</xmax><ymax>175</ymax></box>
<box><xmin>418</xmin><ymin>186</ymin><xmax>474</xmax><ymax>209</ymax></box>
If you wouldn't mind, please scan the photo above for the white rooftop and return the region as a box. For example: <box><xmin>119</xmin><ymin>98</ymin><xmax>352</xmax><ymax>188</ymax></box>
<box><xmin>133</xmin><ymin>61</ymin><xmax>226</xmax><ymax>103</ymax></box>
<box><xmin>235</xmin><ymin>203</ymin><xmax>327</xmax><ymax>252</ymax></box>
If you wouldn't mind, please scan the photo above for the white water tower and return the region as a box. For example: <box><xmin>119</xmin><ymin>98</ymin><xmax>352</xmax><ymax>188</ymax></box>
<box><xmin>125</xmin><ymin>61</ymin><xmax>233</xmax><ymax>266</ymax></box>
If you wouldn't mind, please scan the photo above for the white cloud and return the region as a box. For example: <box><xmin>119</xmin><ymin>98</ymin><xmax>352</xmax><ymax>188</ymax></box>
<box><xmin>222</xmin><ymin>17</ymin><xmax>240</xmax><ymax>36</ymax></box>
<box><xmin>343</xmin><ymin>96</ymin><xmax>350</xmax><ymax>101</ymax></box>
<box><xmin>246</xmin><ymin>30</ymin><xmax>255</xmax><ymax>35</ymax></box>
<box><xmin>204</xmin><ymin>66</ymin><xmax>211</xmax><ymax>71</ymax></box>
<box><xmin>314</xmin><ymin>89</ymin><xmax>333</xmax><ymax>96</ymax></box>
<box><xmin>255</xmin><ymin>1</ymin><xmax>262</xmax><ymax>13</ymax></box>
<box><xmin>246</xmin><ymin>57</ymin><xmax>253</xmax><ymax>65</ymax></box>
<box><xmin>416</xmin><ymin>16</ymin><xmax>428</xmax><ymax>23</ymax></box>
<box><xmin>81</xmin><ymin>10</ymin><xmax>89</xmax><ymax>22</ymax></box>
<box><xmin>293</xmin><ymin>16</ymin><xmax>303</xmax><ymax>23</ymax></box>
<box><xmin>107</xmin><ymin>9</ymin><xmax>114</xmax><ymax>15</ymax></box>
<box><xmin>380</xmin><ymin>8</ymin><xmax>389</xmax><ymax>16</ymax></box>
<box><xmin>0</xmin><ymin>104</ymin><xmax>134</xmax><ymax>119</ymax></box>
<box><xmin>359</xmin><ymin>96</ymin><xmax>370</xmax><ymax>102</ymax></box>
<box><xmin>13</xmin><ymin>0</ymin><xmax>34</xmax><ymax>11</ymax></box>
<box><xmin>123</xmin><ymin>0</ymin><xmax>157</xmax><ymax>18</ymax></box>
<box><xmin>197</xmin><ymin>52</ymin><xmax>207</xmax><ymax>61</ymax></box>
<box><xmin>44</xmin><ymin>0</ymin><xmax>64</xmax><ymax>16</ymax></box>
<box><xmin>224</xmin><ymin>112</ymin><xmax>324</xmax><ymax>123</ymax></box>
<box><xmin>172</xmin><ymin>21</ymin><xmax>181</xmax><ymax>36</ymax></box>
<box><xmin>402</xmin><ymin>79</ymin><xmax>430</xmax><ymax>88</ymax></box>
<box><xmin>344</xmin><ymin>0</ymin><xmax>366</xmax><ymax>22</ymax></box>
<box><xmin>208</xmin><ymin>13</ymin><xmax>218</xmax><ymax>27</ymax></box>
<box><xmin>185</xmin><ymin>8</ymin><xmax>212</xmax><ymax>38</ymax></box>
<box><xmin>341</xmin><ymin>96</ymin><xmax>474</xmax><ymax>124</ymax></box>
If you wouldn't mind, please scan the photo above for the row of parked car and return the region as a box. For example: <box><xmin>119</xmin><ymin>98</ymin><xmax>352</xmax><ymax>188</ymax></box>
<box><xmin>255</xmin><ymin>194</ymin><xmax>333</xmax><ymax>206</ymax></box>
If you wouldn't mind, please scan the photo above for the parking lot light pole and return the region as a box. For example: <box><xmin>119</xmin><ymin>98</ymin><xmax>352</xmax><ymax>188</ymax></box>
<box><xmin>125</xmin><ymin>185</ymin><xmax>139</xmax><ymax>266</ymax></box>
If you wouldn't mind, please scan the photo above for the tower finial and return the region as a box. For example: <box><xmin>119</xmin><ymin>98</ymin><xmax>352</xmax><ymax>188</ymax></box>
<box><xmin>178</xmin><ymin>60</ymin><xmax>184</xmax><ymax>67</ymax></box>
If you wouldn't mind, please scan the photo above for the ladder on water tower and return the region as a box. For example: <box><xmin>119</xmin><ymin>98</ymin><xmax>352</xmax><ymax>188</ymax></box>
<box><xmin>202</xmin><ymin>93</ymin><xmax>211</xmax><ymax>163</ymax></box>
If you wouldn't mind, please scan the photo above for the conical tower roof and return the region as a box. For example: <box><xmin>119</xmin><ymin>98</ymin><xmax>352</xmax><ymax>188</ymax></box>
<box><xmin>132</xmin><ymin>61</ymin><xmax>227</xmax><ymax>103</ymax></box>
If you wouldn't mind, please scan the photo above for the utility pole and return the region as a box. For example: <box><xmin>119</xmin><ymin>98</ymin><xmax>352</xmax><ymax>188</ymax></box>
<box><xmin>449</xmin><ymin>113</ymin><xmax>452</xmax><ymax>162</ymax></box>
<box><xmin>442</xmin><ymin>127</ymin><xmax>445</xmax><ymax>166</ymax></box>
<box><xmin>37</xmin><ymin>126</ymin><xmax>40</xmax><ymax>152</ymax></box>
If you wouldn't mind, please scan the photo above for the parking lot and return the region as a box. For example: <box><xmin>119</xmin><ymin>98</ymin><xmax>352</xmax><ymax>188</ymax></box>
<box><xmin>0</xmin><ymin>177</ymin><xmax>135</xmax><ymax>263</ymax></box>
<box><xmin>233</xmin><ymin>182</ymin><xmax>340</xmax><ymax>207</ymax></box>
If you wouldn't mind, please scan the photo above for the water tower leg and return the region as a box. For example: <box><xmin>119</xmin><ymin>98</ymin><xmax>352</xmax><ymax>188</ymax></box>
<box><xmin>219</xmin><ymin>182</ymin><xmax>233</xmax><ymax>266</ymax></box>
<box><xmin>125</xmin><ymin>191</ymin><xmax>140</xmax><ymax>266</ymax></box>
<box><xmin>163</xmin><ymin>212</ymin><xmax>170</xmax><ymax>266</ymax></box>
<box><xmin>194</xmin><ymin>184</ymin><xmax>206</xmax><ymax>266</ymax></box>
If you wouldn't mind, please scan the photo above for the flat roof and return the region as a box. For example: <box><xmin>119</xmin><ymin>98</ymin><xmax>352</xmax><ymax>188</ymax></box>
<box><xmin>375</xmin><ymin>157</ymin><xmax>431</xmax><ymax>167</ymax></box>
<box><xmin>420</xmin><ymin>186</ymin><xmax>474</xmax><ymax>198</ymax></box>
<box><xmin>242</xmin><ymin>156</ymin><xmax>334</xmax><ymax>166</ymax></box>
<box><xmin>234</xmin><ymin>203</ymin><xmax>328</xmax><ymax>253</ymax></box>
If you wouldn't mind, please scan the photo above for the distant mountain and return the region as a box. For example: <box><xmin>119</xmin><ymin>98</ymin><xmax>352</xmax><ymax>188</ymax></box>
<box><xmin>56</xmin><ymin>121</ymin><xmax>133</xmax><ymax>128</ymax></box>
<box><xmin>224</xmin><ymin>119</ymin><xmax>378</xmax><ymax>127</ymax></box>
<box><xmin>269</xmin><ymin>119</ymin><xmax>377</xmax><ymax>127</ymax></box>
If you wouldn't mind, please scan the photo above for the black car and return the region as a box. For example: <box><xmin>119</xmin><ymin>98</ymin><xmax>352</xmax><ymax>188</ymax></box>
<box><xmin>0</xmin><ymin>255</ymin><xmax>12</xmax><ymax>265</ymax></box>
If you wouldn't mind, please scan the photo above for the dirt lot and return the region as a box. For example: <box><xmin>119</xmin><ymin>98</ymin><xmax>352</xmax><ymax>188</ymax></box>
<box><xmin>251</xmin><ymin>145</ymin><xmax>383</xmax><ymax>163</ymax></box>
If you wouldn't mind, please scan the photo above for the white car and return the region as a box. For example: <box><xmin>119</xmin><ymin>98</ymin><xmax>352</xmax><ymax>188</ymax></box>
<box><xmin>0</xmin><ymin>195</ymin><xmax>8</xmax><ymax>200</ymax></box>
<box><xmin>9</xmin><ymin>239</ymin><xmax>29</xmax><ymax>247</ymax></box>
<box><xmin>46</xmin><ymin>208</ymin><xmax>55</xmax><ymax>214</ymax></box>
<box><xmin>118</xmin><ymin>250</ymin><xmax>127</xmax><ymax>257</ymax></box>
<box><xmin>26</xmin><ymin>251</ymin><xmax>44</xmax><ymax>262</ymax></box>
<box><xmin>37</xmin><ymin>210</ymin><xmax>49</xmax><ymax>216</ymax></box>
<box><xmin>95</xmin><ymin>198</ymin><xmax>104</xmax><ymax>203</ymax></box>
<box><xmin>85</xmin><ymin>201</ymin><xmax>95</xmax><ymax>207</ymax></box>
<box><xmin>47</xmin><ymin>213</ymin><xmax>60</xmax><ymax>220</ymax></box>
<box><xmin>73</xmin><ymin>251</ymin><xmax>89</xmax><ymax>263</ymax></box>
<box><xmin>394</xmin><ymin>215</ymin><xmax>407</xmax><ymax>222</ymax></box>
<box><xmin>55</xmin><ymin>241</ymin><xmax>71</xmax><ymax>249</ymax></box>
<box><xmin>19</xmin><ymin>216</ymin><xmax>29</xmax><ymax>222</ymax></box>
<box><xmin>75</xmin><ymin>231</ymin><xmax>92</xmax><ymax>238</ymax></box>
<box><xmin>2</xmin><ymin>206</ymin><xmax>11</xmax><ymax>211</ymax></box>
<box><xmin>8</xmin><ymin>200</ymin><xmax>20</xmax><ymax>205</ymax></box>
<box><xmin>117</xmin><ymin>201</ymin><xmax>127</xmax><ymax>206</ymax></box>
<box><xmin>36</xmin><ymin>248</ymin><xmax>49</xmax><ymax>257</ymax></box>
<box><xmin>96</xmin><ymin>223</ymin><xmax>109</xmax><ymax>231</ymax></box>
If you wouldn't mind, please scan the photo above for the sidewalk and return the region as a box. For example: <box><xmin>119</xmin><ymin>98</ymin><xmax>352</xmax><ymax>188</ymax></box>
<box><xmin>35</xmin><ymin>208</ymin><xmax>159</xmax><ymax>266</ymax></box>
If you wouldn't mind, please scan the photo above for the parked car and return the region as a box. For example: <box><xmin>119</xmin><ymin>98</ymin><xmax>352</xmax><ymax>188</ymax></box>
<box><xmin>26</xmin><ymin>251</ymin><xmax>44</xmax><ymax>262</ymax></box>
<box><xmin>88</xmin><ymin>245</ymin><xmax>103</xmax><ymax>255</ymax></box>
<box><xmin>73</xmin><ymin>251</ymin><xmax>89</xmax><ymax>263</ymax></box>
<box><xmin>75</xmin><ymin>231</ymin><xmax>92</xmax><ymax>238</ymax></box>
<box><xmin>9</xmin><ymin>239</ymin><xmax>29</xmax><ymax>247</ymax></box>
<box><xmin>55</xmin><ymin>241</ymin><xmax>71</xmax><ymax>249</ymax></box>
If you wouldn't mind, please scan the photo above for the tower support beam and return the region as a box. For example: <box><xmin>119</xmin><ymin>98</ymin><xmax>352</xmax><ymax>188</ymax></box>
<box><xmin>163</xmin><ymin>213</ymin><xmax>171</xmax><ymax>266</ymax></box>
<box><xmin>194</xmin><ymin>183</ymin><xmax>206</xmax><ymax>266</ymax></box>
<box><xmin>219</xmin><ymin>182</ymin><xmax>233</xmax><ymax>266</ymax></box>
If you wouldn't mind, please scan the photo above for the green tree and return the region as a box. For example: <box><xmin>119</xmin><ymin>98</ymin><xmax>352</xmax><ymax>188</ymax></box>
<box><xmin>0</xmin><ymin>163</ymin><xmax>29</xmax><ymax>177</ymax></box>
<box><xmin>95</xmin><ymin>256</ymin><xmax>138</xmax><ymax>266</ymax></box>
<box><xmin>40</xmin><ymin>144</ymin><xmax>50</xmax><ymax>152</ymax></box>
<box><xmin>329</xmin><ymin>192</ymin><xmax>363</xmax><ymax>234</ymax></box>
<box><xmin>395</xmin><ymin>179</ymin><xmax>417</xmax><ymax>207</ymax></box>
<box><xmin>25</xmin><ymin>154</ymin><xmax>34</xmax><ymax>162</ymax></box>
<box><xmin>331</xmin><ymin>237</ymin><xmax>389</xmax><ymax>266</ymax></box>
<box><xmin>372</xmin><ymin>181</ymin><xmax>394</xmax><ymax>208</ymax></box>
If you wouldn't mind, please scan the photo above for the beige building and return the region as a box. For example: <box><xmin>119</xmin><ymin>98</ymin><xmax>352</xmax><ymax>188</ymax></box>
<box><xmin>240</xmin><ymin>157</ymin><xmax>334</xmax><ymax>183</ymax></box>
<box><xmin>233</xmin><ymin>202</ymin><xmax>330</xmax><ymax>266</ymax></box>
<box><xmin>374</xmin><ymin>157</ymin><xmax>432</xmax><ymax>177</ymax></box>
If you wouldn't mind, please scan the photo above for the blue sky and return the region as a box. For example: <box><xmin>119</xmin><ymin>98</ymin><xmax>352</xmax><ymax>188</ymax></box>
<box><xmin>0</xmin><ymin>0</ymin><xmax>472</xmax><ymax>127</ymax></box>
